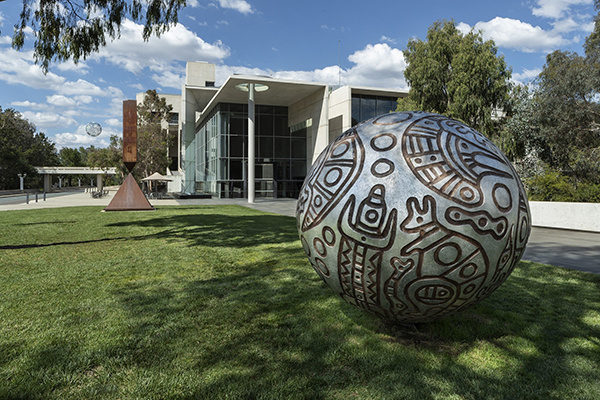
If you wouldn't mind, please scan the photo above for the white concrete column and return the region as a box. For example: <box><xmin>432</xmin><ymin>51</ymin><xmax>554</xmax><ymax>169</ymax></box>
<box><xmin>97</xmin><ymin>174</ymin><xmax>103</xmax><ymax>192</ymax></box>
<box><xmin>44</xmin><ymin>174</ymin><xmax>51</xmax><ymax>193</ymax></box>
<box><xmin>248</xmin><ymin>83</ymin><xmax>255</xmax><ymax>203</ymax></box>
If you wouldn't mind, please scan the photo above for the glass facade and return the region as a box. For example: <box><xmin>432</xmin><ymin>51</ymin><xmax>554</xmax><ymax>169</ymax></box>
<box><xmin>195</xmin><ymin>103</ymin><xmax>306</xmax><ymax>198</ymax></box>
<box><xmin>351</xmin><ymin>94</ymin><xmax>398</xmax><ymax>126</ymax></box>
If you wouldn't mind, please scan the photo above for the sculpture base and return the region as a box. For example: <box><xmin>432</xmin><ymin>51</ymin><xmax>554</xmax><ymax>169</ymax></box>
<box><xmin>104</xmin><ymin>173</ymin><xmax>154</xmax><ymax>211</ymax></box>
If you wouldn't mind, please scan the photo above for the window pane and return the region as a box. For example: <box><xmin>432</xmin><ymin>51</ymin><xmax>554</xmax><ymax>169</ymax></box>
<box><xmin>230</xmin><ymin>135</ymin><xmax>243</xmax><ymax>157</ymax></box>
<box><xmin>258</xmin><ymin>114</ymin><xmax>274</xmax><ymax>136</ymax></box>
<box><xmin>230</xmin><ymin>160</ymin><xmax>243</xmax><ymax>180</ymax></box>
<box><xmin>352</xmin><ymin>96</ymin><xmax>360</xmax><ymax>126</ymax></box>
<box><xmin>291</xmin><ymin>138</ymin><xmax>306</xmax><ymax>159</ymax></box>
<box><xmin>230</xmin><ymin>117</ymin><xmax>244</xmax><ymax>135</ymax></box>
<box><xmin>361</xmin><ymin>96</ymin><xmax>377</xmax><ymax>122</ymax></box>
<box><xmin>292</xmin><ymin>161</ymin><xmax>306</xmax><ymax>180</ymax></box>
<box><xmin>274</xmin><ymin>116</ymin><xmax>288</xmax><ymax>136</ymax></box>
<box><xmin>257</xmin><ymin>105</ymin><xmax>274</xmax><ymax>114</ymax></box>
<box><xmin>274</xmin><ymin>137</ymin><xmax>290</xmax><ymax>158</ymax></box>
<box><xmin>259</xmin><ymin>137</ymin><xmax>273</xmax><ymax>158</ymax></box>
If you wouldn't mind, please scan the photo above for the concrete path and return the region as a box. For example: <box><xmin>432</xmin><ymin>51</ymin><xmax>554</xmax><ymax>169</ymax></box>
<box><xmin>1</xmin><ymin>189</ymin><xmax>598</xmax><ymax>274</ymax></box>
<box><xmin>523</xmin><ymin>227</ymin><xmax>600</xmax><ymax>274</ymax></box>
<box><xmin>0</xmin><ymin>188</ymin><xmax>298</xmax><ymax>217</ymax></box>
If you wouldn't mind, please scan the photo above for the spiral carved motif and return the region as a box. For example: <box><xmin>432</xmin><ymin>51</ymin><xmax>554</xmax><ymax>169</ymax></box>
<box><xmin>296</xmin><ymin>112</ymin><xmax>531</xmax><ymax>322</ymax></box>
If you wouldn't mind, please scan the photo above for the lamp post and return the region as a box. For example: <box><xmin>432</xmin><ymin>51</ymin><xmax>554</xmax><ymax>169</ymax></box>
<box><xmin>17</xmin><ymin>173</ymin><xmax>26</xmax><ymax>192</ymax></box>
<box><xmin>234</xmin><ymin>82</ymin><xmax>269</xmax><ymax>203</ymax></box>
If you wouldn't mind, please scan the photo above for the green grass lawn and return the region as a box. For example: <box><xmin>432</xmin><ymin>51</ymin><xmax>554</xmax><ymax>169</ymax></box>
<box><xmin>0</xmin><ymin>205</ymin><xmax>599</xmax><ymax>400</ymax></box>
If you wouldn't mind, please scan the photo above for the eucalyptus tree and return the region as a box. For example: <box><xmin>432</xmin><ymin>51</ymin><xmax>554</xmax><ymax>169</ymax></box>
<box><xmin>135</xmin><ymin>90</ymin><xmax>173</xmax><ymax>180</ymax></box>
<box><xmin>400</xmin><ymin>20</ymin><xmax>512</xmax><ymax>137</ymax></box>
<box><xmin>6</xmin><ymin>0</ymin><xmax>185</xmax><ymax>72</ymax></box>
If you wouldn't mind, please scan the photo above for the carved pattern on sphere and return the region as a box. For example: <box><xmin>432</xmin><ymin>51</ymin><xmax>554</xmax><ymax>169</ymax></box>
<box><xmin>297</xmin><ymin>112</ymin><xmax>532</xmax><ymax>323</ymax></box>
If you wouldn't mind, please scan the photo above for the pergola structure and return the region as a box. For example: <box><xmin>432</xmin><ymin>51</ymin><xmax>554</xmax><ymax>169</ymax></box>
<box><xmin>34</xmin><ymin>167</ymin><xmax>117</xmax><ymax>192</ymax></box>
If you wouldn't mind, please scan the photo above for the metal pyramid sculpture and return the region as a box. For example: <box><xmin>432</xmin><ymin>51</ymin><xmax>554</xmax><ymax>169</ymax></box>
<box><xmin>104</xmin><ymin>173</ymin><xmax>154</xmax><ymax>211</ymax></box>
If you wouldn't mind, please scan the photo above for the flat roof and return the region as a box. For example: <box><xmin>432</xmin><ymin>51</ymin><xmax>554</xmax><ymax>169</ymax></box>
<box><xmin>349</xmin><ymin>85</ymin><xmax>409</xmax><ymax>98</ymax></box>
<box><xmin>193</xmin><ymin>75</ymin><xmax>329</xmax><ymax>124</ymax></box>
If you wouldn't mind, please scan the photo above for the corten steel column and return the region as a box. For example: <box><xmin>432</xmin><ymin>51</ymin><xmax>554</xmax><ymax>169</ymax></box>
<box><xmin>123</xmin><ymin>100</ymin><xmax>137</xmax><ymax>172</ymax></box>
<box><xmin>248</xmin><ymin>83</ymin><xmax>256</xmax><ymax>203</ymax></box>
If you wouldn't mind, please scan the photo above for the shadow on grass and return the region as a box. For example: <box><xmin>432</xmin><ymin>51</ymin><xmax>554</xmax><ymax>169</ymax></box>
<box><xmin>106</xmin><ymin>208</ymin><xmax>301</xmax><ymax>249</ymax></box>
<box><xmin>108</xmin><ymin>261</ymin><xmax>600</xmax><ymax>398</ymax></box>
<box><xmin>2</xmin><ymin>206</ymin><xmax>599</xmax><ymax>399</ymax></box>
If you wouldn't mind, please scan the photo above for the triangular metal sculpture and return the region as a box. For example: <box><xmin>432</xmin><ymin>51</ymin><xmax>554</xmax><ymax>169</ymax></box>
<box><xmin>104</xmin><ymin>99</ymin><xmax>155</xmax><ymax>211</ymax></box>
<box><xmin>104</xmin><ymin>173</ymin><xmax>154</xmax><ymax>211</ymax></box>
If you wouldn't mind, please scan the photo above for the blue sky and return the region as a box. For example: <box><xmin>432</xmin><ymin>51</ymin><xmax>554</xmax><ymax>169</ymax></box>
<box><xmin>0</xmin><ymin>0</ymin><xmax>597</xmax><ymax>148</ymax></box>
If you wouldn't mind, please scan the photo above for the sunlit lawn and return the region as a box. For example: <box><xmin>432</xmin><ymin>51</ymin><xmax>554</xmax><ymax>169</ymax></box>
<box><xmin>0</xmin><ymin>205</ymin><xmax>599</xmax><ymax>399</ymax></box>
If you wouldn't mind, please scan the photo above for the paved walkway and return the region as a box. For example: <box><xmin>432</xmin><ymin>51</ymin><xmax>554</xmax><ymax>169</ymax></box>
<box><xmin>0</xmin><ymin>188</ymin><xmax>298</xmax><ymax>217</ymax></box>
<box><xmin>1</xmin><ymin>189</ymin><xmax>598</xmax><ymax>274</ymax></box>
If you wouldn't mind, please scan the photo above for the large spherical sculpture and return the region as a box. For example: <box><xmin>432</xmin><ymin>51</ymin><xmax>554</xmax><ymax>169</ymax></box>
<box><xmin>296</xmin><ymin>112</ymin><xmax>531</xmax><ymax>323</ymax></box>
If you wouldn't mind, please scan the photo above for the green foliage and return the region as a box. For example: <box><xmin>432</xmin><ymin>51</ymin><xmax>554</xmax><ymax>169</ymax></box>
<box><xmin>0</xmin><ymin>107</ymin><xmax>59</xmax><ymax>190</ymax></box>
<box><xmin>1</xmin><ymin>206</ymin><xmax>600</xmax><ymax>399</ymax></box>
<box><xmin>8</xmin><ymin>0</ymin><xmax>186</xmax><ymax>73</ymax></box>
<box><xmin>58</xmin><ymin>147</ymin><xmax>86</xmax><ymax>167</ymax></box>
<box><xmin>527</xmin><ymin>170</ymin><xmax>576</xmax><ymax>201</ymax></box>
<box><xmin>536</xmin><ymin>50</ymin><xmax>600</xmax><ymax>172</ymax></box>
<box><xmin>403</xmin><ymin>20</ymin><xmax>512</xmax><ymax>136</ymax></box>
<box><xmin>395</xmin><ymin>96</ymin><xmax>419</xmax><ymax>112</ymax></box>
<box><xmin>499</xmin><ymin>6</ymin><xmax>600</xmax><ymax>202</ymax></box>
<box><xmin>526</xmin><ymin>169</ymin><xmax>600</xmax><ymax>202</ymax></box>
<box><xmin>87</xmin><ymin>135</ymin><xmax>126</xmax><ymax>184</ymax></box>
<box><xmin>134</xmin><ymin>89</ymin><xmax>173</xmax><ymax>180</ymax></box>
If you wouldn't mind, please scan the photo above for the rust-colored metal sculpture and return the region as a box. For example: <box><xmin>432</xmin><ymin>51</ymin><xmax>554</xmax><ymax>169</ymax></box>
<box><xmin>122</xmin><ymin>99</ymin><xmax>137</xmax><ymax>173</ymax></box>
<box><xmin>104</xmin><ymin>100</ymin><xmax>154</xmax><ymax>212</ymax></box>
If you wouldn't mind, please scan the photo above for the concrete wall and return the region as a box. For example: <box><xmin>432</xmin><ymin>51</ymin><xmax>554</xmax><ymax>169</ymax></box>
<box><xmin>289</xmin><ymin>87</ymin><xmax>329</xmax><ymax>168</ymax></box>
<box><xmin>328</xmin><ymin>86</ymin><xmax>353</xmax><ymax>135</ymax></box>
<box><xmin>529</xmin><ymin>201</ymin><xmax>600</xmax><ymax>232</ymax></box>
<box><xmin>181</xmin><ymin>87</ymin><xmax>198</xmax><ymax>193</ymax></box>
<box><xmin>186</xmin><ymin>62</ymin><xmax>216</xmax><ymax>87</ymax></box>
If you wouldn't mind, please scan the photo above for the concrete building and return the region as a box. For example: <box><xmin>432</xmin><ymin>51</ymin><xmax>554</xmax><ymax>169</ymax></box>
<box><xmin>144</xmin><ymin>61</ymin><xmax>408</xmax><ymax>198</ymax></box>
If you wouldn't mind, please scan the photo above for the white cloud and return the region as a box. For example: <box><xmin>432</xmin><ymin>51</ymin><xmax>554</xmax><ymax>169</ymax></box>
<box><xmin>93</xmin><ymin>20</ymin><xmax>230</xmax><ymax>77</ymax></box>
<box><xmin>380</xmin><ymin>35</ymin><xmax>397</xmax><ymax>44</ymax></box>
<box><xmin>74</xmin><ymin>95</ymin><xmax>94</xmax><ymax>104</ymax></box>
<box><xmin>58</xmin><ymin>79</ymin><xmax>107</xmax><ymax>96</ymax></box>
<box><xmin>217</xmin><ymin>42</ymin><xmax>408</xmax><ymax>90</ymax></box>
<box><xmin>217</xmin><ymin>0</ymin><xmax>254</xmax><ymax>14</ymax></box>
<box><xmin>55</xmin><ymin>59</ymin><xmax>90</xmax><ymax>74</ymax></box>
<box><xmin>21</xmin><ymin>110</ymin><xmax>78</xmax><ymax>130</ymax></box>
<box><xmin>54</xmin><ymin>124</ymin><xmax>112</xmax><ymax>148</ymax></box>
<box><xmin>460</xmin><ymin>17</ymin><xmax>570</xmax><ymax>52</ymax></box>
<box><xmin>552</xmin><ymin>17</ymin><xmax>580</xmax><ymax>33</ymax></box>
<box><xmin>105</xmin><ymin>118</ymin><xmax>121</xmax><ymax>127</ymax></box>
<box><xmin>532</xmin><ymin>0</ymin><xmax>593</xmax><ymax>19</ymax></box>
<box><xmin>345</xmin><ymin>43</ymin><xmax>407</xmax><ymax>89</ymax></box>
<box><xmin>10</xmin><ymin>100</ymin><xmax>48</xmax><ymax>110</ymax></box>
<box><xmin>46</xmin><ymin>95</ymin><xmax>78</xmax><ymax>108</ymax></box>
<box><xmin>0</xmin><ymin>48</ymin><xmax>66</xmax><ymax>90</ymax></box>
<box><xmin>152</xmin><ymin>70</ymin><xmax>185</xmax><ymax>89</ymax></box>
<box><xmin>512</xmin><ymin>68</ymin><xmax>543</xmax><ymax>84</ymax></box>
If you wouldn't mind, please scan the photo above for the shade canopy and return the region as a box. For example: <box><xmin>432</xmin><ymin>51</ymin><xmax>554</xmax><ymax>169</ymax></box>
<box><xmin>141</xmin><ymin>172</ymin><xmax>173</xmax><ymax>181</ymax></box>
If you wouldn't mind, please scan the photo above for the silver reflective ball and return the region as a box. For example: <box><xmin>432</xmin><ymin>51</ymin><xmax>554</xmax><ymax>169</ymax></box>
<box><xmin>296</xmin><ymin>112</ymin><xmax>531</xmax><ymax>323</ymax></box>
<box><xmin>85</xmin><ymin>122</ymin><xmax>102</xmax><ymax>137</ymax></box>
